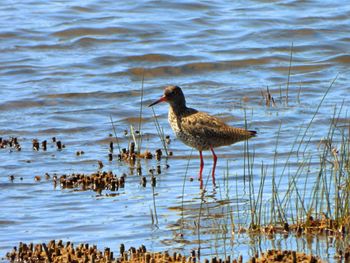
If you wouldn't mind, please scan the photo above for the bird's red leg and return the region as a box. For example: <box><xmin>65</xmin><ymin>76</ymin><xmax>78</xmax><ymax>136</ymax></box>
<box><xmin>198</xmin><ymin>150</ymin><xmax>204</xmax><ymax>189</ymax></box>
<box><xmin>210</xmin><ymin>147</ymin><xmax>217</xmax><ymax>186</ymax></box>
<box><xmin>198</xmin><ymin>150</ymin><xmax>204</xmax><ymax>181</ymax></box>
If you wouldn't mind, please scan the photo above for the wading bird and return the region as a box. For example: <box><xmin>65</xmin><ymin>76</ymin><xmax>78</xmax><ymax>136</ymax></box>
<box><xmin>149</xmin><ymin>85</ymin><xmax>256</xmax><ymax>188</ymax></box>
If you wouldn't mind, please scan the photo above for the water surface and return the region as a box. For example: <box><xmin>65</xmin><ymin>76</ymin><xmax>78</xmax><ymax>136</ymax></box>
<box><xmin>1</xmin><ymin>0</ymin><xmax>350</xmax><ymax>261</ymax></box>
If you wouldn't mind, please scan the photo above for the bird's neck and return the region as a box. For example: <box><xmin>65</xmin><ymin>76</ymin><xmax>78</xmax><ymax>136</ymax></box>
<box><xmin>169</xmin><ymin>103</ymin><xmax>187</xmax><ymax>116</ymax></box>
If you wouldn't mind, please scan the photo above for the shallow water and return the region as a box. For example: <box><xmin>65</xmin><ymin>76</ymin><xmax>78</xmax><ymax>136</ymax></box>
<box><xmin>1</xmin><ymin>0</ymin><xmax>350</xmax><ymax>261</ymax></box>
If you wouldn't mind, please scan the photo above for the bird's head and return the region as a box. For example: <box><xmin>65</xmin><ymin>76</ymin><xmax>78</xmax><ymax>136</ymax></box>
<box><xmin>148</xmin><ymin>85</ymin><xmax>186</xmax><ymax>108</ymax></box>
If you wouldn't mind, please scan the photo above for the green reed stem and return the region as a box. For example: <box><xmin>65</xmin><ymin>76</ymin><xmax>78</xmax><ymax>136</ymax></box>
<box><xmin>225</xmin><ymin>160</ymin><xmax>235</xmax><ymax>237</ymax></box>
<box><xmin>271</xmin><ymin>121</ymin><xmax>287</xmax><ymax>224</ymax></box>
<box><xmin>296</xmin><ymin>74</ymin><xmax>338</xmax><ymax>154</ymax></box>
<box><xmin>151</xmin><ymin>184</ymin><xmax>159</xmax><ymax>226</ymax></box>
<box><xmin>181</xmin><ymin>148</ymin><xmax>193</xmax><ymax>234</ymax></box>
<box><xmin>130</xmin><ymin>125</ymin><xmax>137</xmax><ymax>149</ymax></box>
<box><xmin>279</xmin><ymin>75</ymin><xmax>338</xmax><ymax>209</ymax></box>
<box><xmin>151</xmin><ymin>108</ymin><xmax>169</xmax><ymax>156</ymax></box>
<box><xmin>256</xmin><ymin>161</ymin><xmax>266</xmax><ymax>226</ymax></box>
<box><xmin>286</xmin><ymin>42</ymin><xmax>293</xmax><ymax>105</ymax></box>
<box><xmin>297</xmin><ymin>82</ymin><xmax>302</xmax><ymax>104</ymax></box>
<box><xmin>137</xmin><ymin>70</ymin><xmax>145</xmax><ymax>154</ymax></box>
<box><xmin>109</xmin><ymin>115</ymin><xmax>121</xmax><ymax>155</ymax></box>
<box><xmin>197</xmin><ymin>171</ymin><xmax>211</xmax><ymax>257</ymax></box>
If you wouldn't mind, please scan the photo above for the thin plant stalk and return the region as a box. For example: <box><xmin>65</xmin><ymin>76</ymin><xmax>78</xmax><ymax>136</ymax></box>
<box><xmin>286</xmin><ymin>42</ymin><xmax>294</xmax><ymax>105</ymax></box>
<box><xmin>130</xmin><ymin>125</ymin><xmax>138</xmax><ymax>149</ymax></box>
<box><xmin>151</xmin><ymin>184</ymin><xmax>159</xmax><ymax>226</ymax></box>
<box><xmin>181</xmin><ymin>148</ymin><xmax>193</xmax><ymax>234</ymax></box>
<box><xmin>296</xmin><ymin>74</ymin><xmax>338</xmax><ymax>154</ymax></box>
<box><xmin>297</xmin><ymin>83</ymin><xmax>302</xmax><ymax>104</ymax></box>
<box><xmin>109</xmin><ymin>115</ymin><xmax>121</xmax><ymax>155</ymax></box>
<box><xmin>256</xmin><ymin>161</ymin><xmax>266</xmax><ymax>227</ymax></box>
<box><xmin>197</xmin><ymin>172</ymin><xmax>211</xmax><ymax>259</ymax></box>
<box><xmin>137</xmin><ymin>71</ymin><xmax>145</xmax><ymax>154</ymax></box>
<box><xmin>279</xmin><ymin>75</ymin><xmax>338</xmax><ymax>206</ymax></box>
<box><xmin>151</xmin><ymin>107</ymin><xmax>169</xmax><ymax>156</ymax></box>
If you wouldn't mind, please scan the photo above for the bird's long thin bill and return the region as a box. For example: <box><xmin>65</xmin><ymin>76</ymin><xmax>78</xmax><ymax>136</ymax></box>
<box><xmin>148</xmin><ymin>96</ymin><xmax>167</xmax><ymax>107</ymax></box>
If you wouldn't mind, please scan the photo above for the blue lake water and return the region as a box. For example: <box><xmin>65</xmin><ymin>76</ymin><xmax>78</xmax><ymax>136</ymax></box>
<box><xmin>1</xmin><ymin>0</ymin><xmax>350</xmax><ymax>261</ymax></box>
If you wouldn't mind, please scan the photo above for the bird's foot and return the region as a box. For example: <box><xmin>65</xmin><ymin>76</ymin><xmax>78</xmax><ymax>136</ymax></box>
<box><xmin>197</xmin><ymin>174</ymin><xmax>202</xmax><ymax>181</ymax></box>
<box><xmin>199</xmin><ymin>179</ymin><xmax>204</xmax><ymax>189</ymax></box>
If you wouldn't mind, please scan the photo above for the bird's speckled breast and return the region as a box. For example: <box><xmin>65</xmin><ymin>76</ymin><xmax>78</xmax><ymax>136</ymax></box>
<box><xmin>168</xmin><ymin>107</ymin><xmax>209</xmax><ymax>150</ymax></box>
<box><xmin>168</xmin><ymin>107</ymin><xmax>182</xmax><ymax>135</ymax></box>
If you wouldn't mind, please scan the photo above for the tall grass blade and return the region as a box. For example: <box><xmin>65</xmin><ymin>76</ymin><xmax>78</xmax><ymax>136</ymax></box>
<box><xmin>151</xmin><ymin>107</ymin><xmax>169</xmax><ymax>156</ymax></box>
<box><xmin>109</xmin><ymin>114</ymin><xmax>121</xmax><ymax>155</ymax></box>
<box><xmin>137</xmin><ymin>70</ymin><xmax>145</xmax><ymax>154</ymax></box>
<box><xmin>286</xmin><ymin>42</ymin><xmax>294</xmax><ymax>105</ymax></box>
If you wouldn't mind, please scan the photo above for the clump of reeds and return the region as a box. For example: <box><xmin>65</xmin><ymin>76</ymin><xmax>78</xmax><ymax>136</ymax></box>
<box><xmin>260</xmin><ymin>43</ymin><xmax>302</xmax><ymax>107</ymax></box>
<box><xmin>108</xmin><ymin>74</ymin><xmax>172</xmax><ymax>177</ymax></box>
<box><xmin>234</xmin><ymin>75</ymin><xmax>350</xmax><ymax>240</ymax></box>
<box><xmin>261</xmin><ymin>86</ymin><xmax>276</xmax><ymax>107</ymax></box>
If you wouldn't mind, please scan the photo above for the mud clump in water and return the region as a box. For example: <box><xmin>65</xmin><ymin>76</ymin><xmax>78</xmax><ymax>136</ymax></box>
<box><xmin>34</xmin><ymin>175</ymin><xmax>41</xmax><ymax>182</ymax></box>
<box><xmin>56</xmin><ymin>140</ymin><xmax>63</xmax><ymax>150</ymax></box>
<box><xmin>32</xmin><ymin>137</ymin><xmax>65</xmax><ymax>151</ymax></box>
<box><xmin>117</xmin><ymin>141</ymin><xmax>154</xmax><ymax>162</ymax></box>
<box><xmin>32</xmin><ymin>139</ymin><xmax>40</xmax><ymax>151</ymax></box>
<box><xmin>165</xmin><ymin>135</ymin><xmax>171</xmax><ymax>144</ymax></box>
<box><xmin>6</xmin><ymin>241</ymin><xmax>116</xmax><ymax>263</ymax></box>
<box><xmin>6</xmin><ymin>242</ymin><xmax>331</xmax><ymax>263</ymax></box>
<box><xmin>1</xmin><ymin>136</ymin><xmax>66</xmax><ymax>152</ymax></box>
<box><xmin>76</xmin><ymin>150</ymin><xmax>85</xmax><ymax>156</ymax></box>
<box><xmin>4</xmin><ymin>242</ymin><xmax>239</xmax><ymax>263</ymax></box>
<box><xmin>41</xmin><ymin>140</ymin><xmax>47</xmax><ymax>151</ymax></box>
<box><xmin>155</xmin><ymin>149</ymin><xmax>162</xmax><ymax>161</ymax></box>
<box><xmin>0</xmin><ymin>137</ymin><xmax>21</xmax><ymax>151</ymax></box>
<box><xmin>140</xmin><ymin>176</ymin><xmax>147</xmax><ymax>187</ymax></box>
<box><xmin>58</xmin><ymin>171</ymin><xmax>124</xmax><ymax>194</ymax></box>
<box><xmin>249</xmin><ymin>249</ymin><xmax>324</xmax><ymax>263</ymax></box>
<box><xmin>245</xmin><ymin>214</ymin><xmax>350</xmax><ymax>239</ymax></box>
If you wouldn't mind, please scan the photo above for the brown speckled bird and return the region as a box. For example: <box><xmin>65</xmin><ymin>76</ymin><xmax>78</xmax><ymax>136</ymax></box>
<box><xmin>149</xmin><ymin>85</ymin><xmax>256</xmax><ymax>188</ymax></box>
